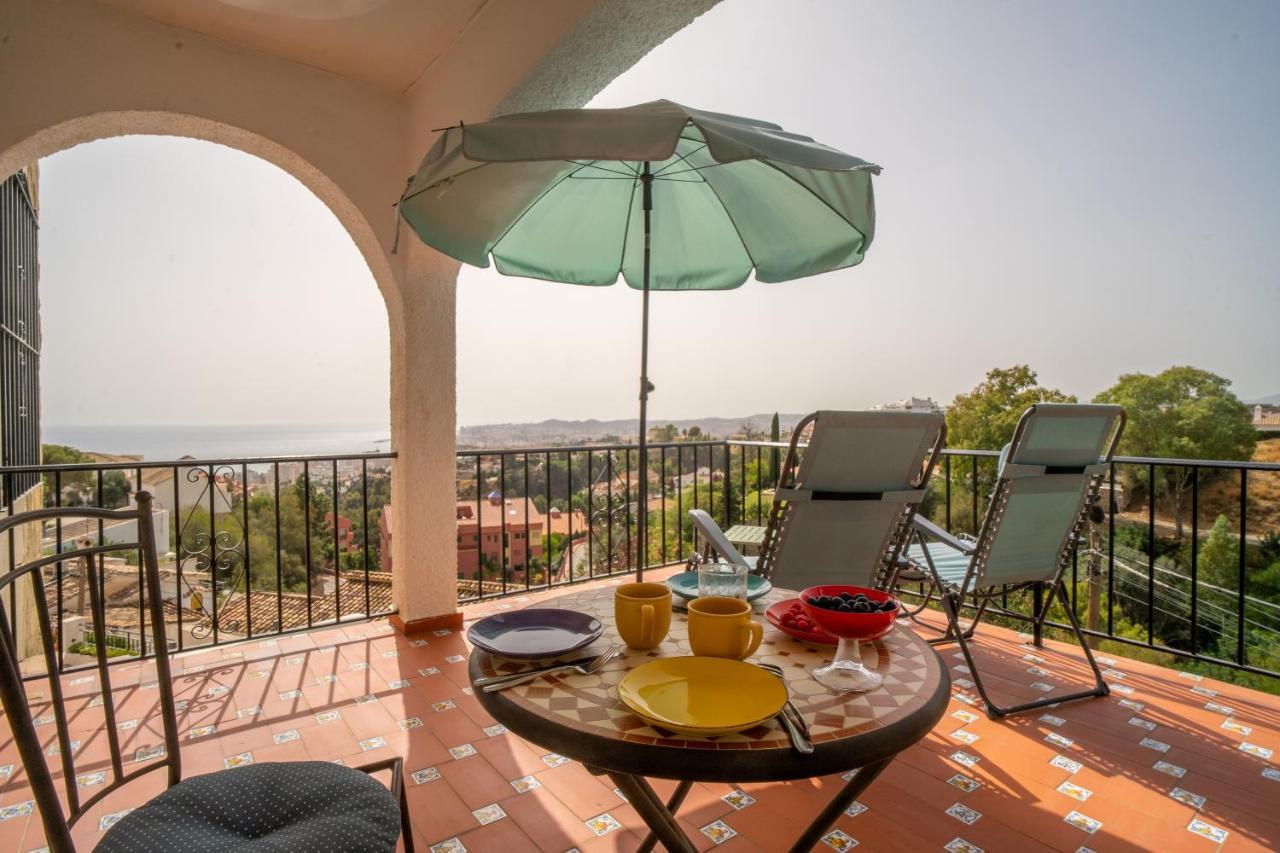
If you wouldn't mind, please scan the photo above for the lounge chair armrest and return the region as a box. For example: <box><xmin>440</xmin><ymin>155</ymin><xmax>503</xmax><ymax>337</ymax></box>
<box><xmin>688</xmin><ymin>509</ymin><xmax>751</xmax><ymax>567</ymax></box>
<box><xmin>912</xmin><ymin>515</ymin><xmax>977</xmax><ymax>555</ymax></box>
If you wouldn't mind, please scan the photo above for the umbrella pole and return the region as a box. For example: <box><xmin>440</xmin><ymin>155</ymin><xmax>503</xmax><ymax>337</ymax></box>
<box><xmin>636</xmin><ymin>161</ymin><xmax>653</xmax><ymax>581</ymax></box>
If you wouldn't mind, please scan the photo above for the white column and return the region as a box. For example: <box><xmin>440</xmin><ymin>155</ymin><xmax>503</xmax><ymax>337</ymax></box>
<box><xmin>388</xmin><ymin>239</ymin><xmax>460</xmax><ymax>629</ymax></box>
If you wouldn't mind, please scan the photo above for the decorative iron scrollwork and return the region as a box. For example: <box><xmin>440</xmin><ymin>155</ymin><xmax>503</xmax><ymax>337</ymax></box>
<box><xmin>176</xmin><ymin>465</ymin><xmax>247</xmax><ymax>639</ymax></box>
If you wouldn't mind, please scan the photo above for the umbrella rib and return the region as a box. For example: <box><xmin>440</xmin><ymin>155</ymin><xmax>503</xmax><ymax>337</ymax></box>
<box><xmin>567</xmin><ymin>161</ymin><xmax>640</xmax><ymax>178</ymax></box>
<box><xmin>757</xmin><ymin>159</ymin><xmax>866</xmax><ymax>236</ymax></box>
<box><xmin>651</xmin><ymin>161</ymin><xmax>731</xmax><ymax>178</ymax></box>
<box><xmin>486</xmin><ymin>166</ymin><xmax>580</xmax><ymax>257</ymax></box>
<box><xmin>652</xmin><ymin>144</ymin><xmax>708</xmax><ymax>177</ymax></box>
<box><xmin>615</xmin><ymin>174</ymin><xmax>641</xmax><ymax>284</ymax></box>
<box><xmin>400</xmin><ymin>163</ymin><xmax>489</xmax><ymax>204</ymax></box>
<box><xmin>698</xmin><ymin>167</ymin><xmax>760</xmax><ymax>274</ymax></box>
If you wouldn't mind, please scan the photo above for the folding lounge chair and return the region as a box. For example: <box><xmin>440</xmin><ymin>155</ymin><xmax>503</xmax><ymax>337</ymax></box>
<box><xmin>902</xmin><ymin>403</ymin><xmax>1125</xmax><ymax>719</ymax></box>
<box><xmin>690</xmin><ymin>410</ymin><xmax>946</xmax><ymax>591</ymax></box>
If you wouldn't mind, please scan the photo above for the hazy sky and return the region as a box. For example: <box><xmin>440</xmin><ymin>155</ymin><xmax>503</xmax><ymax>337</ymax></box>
<box><xmin>38</xmin><ymin>0</ymin><xmax>1280</xmax><ymax>431</ymax></box>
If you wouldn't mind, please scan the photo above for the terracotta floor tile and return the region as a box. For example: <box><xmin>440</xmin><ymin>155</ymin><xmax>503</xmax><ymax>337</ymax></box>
<box><xmin>453</xmin><ymin>814</ymin><xmax>540</xmax><ymax>853</ymax></box>
<box><xmin>471</xmin><ymin>732</ymin><xmax>548</xmax><ymax>780</ymax></box>
<box><xmin>573</xmin><ymin>828</ymin><xmax>643</xmax><ymax>852</ymax></box>
<box><xmin>535</xmin><ymin>762</ymin><xmax>622</xmax><ymax>819</ymax></box>
<box><xmin>407</xmin><ymin>773</ymin><xmax>491</xmax><ymax>845</ymax></box>
<box><xmin>5</xmin><ymin>589</ymin><xmax>1280</xmax><ymax>853</ymax></box>
<box><xmin>501</xmin><ymin>786</ymin><xmax>598</xmax><ymax>849</ymax></box>
<box><xmin>428</xmin><ymin>709</ymin><xmax>488</xmax><ymax>751</ymax></box>
<box><xmin>713</xmin><ymin>799</ymin><xmax>801</xmax><ymax>850</ymax></box>
<box><xmin>437</xmin><ymin>753</ymin><xmax>519</xmax><ymax>810</ymax></box>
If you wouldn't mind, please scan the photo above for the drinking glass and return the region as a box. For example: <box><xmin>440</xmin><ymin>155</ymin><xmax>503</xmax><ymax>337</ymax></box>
<box><xmin>697</xmin><ymin>561</ymin><xmax>749</xmax><ymax>600</ymax></box>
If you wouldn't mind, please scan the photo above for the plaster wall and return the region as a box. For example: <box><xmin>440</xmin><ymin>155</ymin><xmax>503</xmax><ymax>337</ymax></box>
<box><xmin>0</xmin><ymin>0</ymin><xmax>720</xmax><ymax>622</ymax></box>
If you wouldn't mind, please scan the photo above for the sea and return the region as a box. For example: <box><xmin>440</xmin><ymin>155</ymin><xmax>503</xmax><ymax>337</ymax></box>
<box><xmin>41</xmin><ymin>423</ymin><xmax>391</xmax><ymax>461</ymax></box>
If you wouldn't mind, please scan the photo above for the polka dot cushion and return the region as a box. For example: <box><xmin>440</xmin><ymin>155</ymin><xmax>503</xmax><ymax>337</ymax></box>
<box><xmin>97</xmin><ymin>761</ymin><xmax>401</xmax><ymax>852</ymax></box>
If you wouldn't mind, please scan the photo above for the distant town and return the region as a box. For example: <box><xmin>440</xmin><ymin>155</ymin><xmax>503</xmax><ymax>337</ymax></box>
<box><xmin>456</xmin><ymin>397</ymin><xmax>946</xmax><ymax>449</ymax></box>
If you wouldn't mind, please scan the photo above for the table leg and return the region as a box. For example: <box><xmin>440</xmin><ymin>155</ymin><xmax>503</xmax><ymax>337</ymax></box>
<box><xmin>636</xmin><ymin>780</ymin><xmax>693</xmax><ymax>853</ymax></box>
<box><xmin>788</xmin><ymin>757</ymin><xmax>893</xmax><ymax>853</ymax></box>
<box><xmin>606</xmin><ymin>772</ymin><xmax>697</xmax><ymax>853</ymax></box>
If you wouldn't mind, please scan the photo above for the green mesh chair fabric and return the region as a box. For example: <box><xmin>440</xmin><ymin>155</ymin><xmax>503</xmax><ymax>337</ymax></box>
<box><xmin>96</xmin><ymin>762</ymin><xmax>401</xmax><ymax>853</ymax></box>
<box><xmin>764</xmin><ymin>411</ymin><xmax>944</xmax><ymax>591</ymax></box>
<box><xmin>971</xmin><ymin>405</ymin><xmax>1122</xmax><ymax>591</ymax></box>
<box><xmin>903</xmin><ymin>540</ymin><xmax>970</xmax><ymax>585</ymax></box>
<box><xmin>685</xmin><ymin>411</ymin><xmax>943</xmax><ymax>592</ymax></box>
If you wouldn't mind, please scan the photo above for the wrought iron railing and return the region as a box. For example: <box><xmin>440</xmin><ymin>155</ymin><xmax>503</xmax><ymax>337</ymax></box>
<box><xmin>453</xmin><ymin>440</ymin><xmax>731</xmax><ymax>600</ymax></box>
<box><xmin>1</xmin><ymin>452</ymin><xmax>394</xmax><ymax>670</ymax></box>
<box><xmin>8</xmin><ymin>436</ymin><xmax>1274</xmax><ymax>684</ymax></box>
<box><xmin>458</xmin><ymin>439</ymin><xmax>1280</xmax><ymax>682</ymax></box>
<box><xmin>921</xmin><ymin>448</ymin><xmax>1280</xmax><ymax>681</ymax></box>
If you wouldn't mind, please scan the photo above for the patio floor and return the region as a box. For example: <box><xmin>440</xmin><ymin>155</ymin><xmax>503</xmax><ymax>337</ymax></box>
<box><xmin>2</xmin><ymin>573</ymin><xmax>1279</xmax><ymax>852</ymax></box>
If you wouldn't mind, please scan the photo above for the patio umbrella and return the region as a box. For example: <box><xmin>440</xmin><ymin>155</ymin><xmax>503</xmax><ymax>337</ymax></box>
<box><xmin>397</xmin><ymin>99</ymin><xmax>880</xmax><ymax>578</ymax></box>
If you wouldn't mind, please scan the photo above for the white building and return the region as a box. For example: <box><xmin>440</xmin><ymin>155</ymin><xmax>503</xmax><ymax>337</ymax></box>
<box><xmin>51</xmin><ymin>504</ymin><xmax>171</xmax><ymax>559</ymax></box>
<box><xmin>872</xmin><ymin>396</ymin><xmax>945</xmax><ymax>414</ymax></box>
<box><xmin>140</xmin><ymin>459</ymin><xmax>232</xmax><ymax>517</ymax></box>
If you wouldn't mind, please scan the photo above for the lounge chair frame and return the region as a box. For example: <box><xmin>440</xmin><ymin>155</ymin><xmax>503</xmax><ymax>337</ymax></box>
<box><xmin>903</xmin><ymin>404</ymin><xmax>1125</xmax><ymax>719</ymax></box>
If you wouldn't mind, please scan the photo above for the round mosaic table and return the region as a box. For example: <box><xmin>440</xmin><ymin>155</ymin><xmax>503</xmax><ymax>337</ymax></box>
<box><xmin>470</xmin><ymin>585</ymin><xmax>948</xmax><ymax>853</ymax></box>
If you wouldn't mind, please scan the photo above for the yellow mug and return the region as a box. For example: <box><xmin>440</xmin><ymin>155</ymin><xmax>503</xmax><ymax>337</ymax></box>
<box><xmin>615</xmin><ymin>582</ymin><xmax>672</xmax><ymax>650</ymax></box>
<box><xmin>687</xmin><ymin>596</ymin><xmax>764</xmax><ymax>660</ymax></box>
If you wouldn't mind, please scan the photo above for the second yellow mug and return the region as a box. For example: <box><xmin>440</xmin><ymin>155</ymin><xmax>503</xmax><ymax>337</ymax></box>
<box><xmin>615</xmin><ymin>582</ymin><xmax>672</xmax><ymax>650</ymax></box>
<box><xmin>688</xmin><ymin>596</ymin><xmax>763</xmax><ymax>660</ymax></box>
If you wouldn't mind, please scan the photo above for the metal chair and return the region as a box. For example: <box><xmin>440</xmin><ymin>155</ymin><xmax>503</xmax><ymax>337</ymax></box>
<box><xmin>0</xmin><ymin>492</ymin><xmax>414</xmax><ymax>852</ymax></box>
<box><xmin>899</xmin><ymin>403</ymin><xmax>1126</xmax><ymax>719</ymax></box>
<box><xmin>690</xmin><ymin>410</ymin><xmax>946</xmax><ymax>591</ymax></box>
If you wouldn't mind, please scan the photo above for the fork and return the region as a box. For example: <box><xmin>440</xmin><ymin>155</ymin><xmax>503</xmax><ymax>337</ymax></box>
<box><xmin>477</xmin><ymin>645</ymin><xmax>621</xmax><ymax>693</ymax></box>
<box><xmin>758</xmin><ymin>662</ymin><xmax>814</xmax><ymax>753</ymax></box>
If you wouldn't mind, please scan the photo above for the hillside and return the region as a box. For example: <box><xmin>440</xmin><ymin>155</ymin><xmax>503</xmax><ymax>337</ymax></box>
<box><xmin>458</xmin><ymin>414</ymin><xmax>803</xmax><ymax>448</ymax></box>
<box><xmin>1119</xmin><ymin>437</ymin><xmax>1280</xmax><ymax>535</ymax></box>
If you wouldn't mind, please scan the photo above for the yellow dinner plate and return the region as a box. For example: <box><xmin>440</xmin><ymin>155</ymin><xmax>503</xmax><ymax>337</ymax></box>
<box><xmin>617</xmin><ymin>656</ymin><xmax>787</xmax><ymax>737</ymax></box>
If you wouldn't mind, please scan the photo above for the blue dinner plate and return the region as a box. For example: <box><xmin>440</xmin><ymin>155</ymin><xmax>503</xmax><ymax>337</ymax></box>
<box><xmin>468</xmin><ymin>609</ymin><xmax>603</xmax><ymax>660</ymax></box>
<box><xmin>665</xmin><ymin>571</ymin><xmax>773</xmax><ymax>602</ymax></box>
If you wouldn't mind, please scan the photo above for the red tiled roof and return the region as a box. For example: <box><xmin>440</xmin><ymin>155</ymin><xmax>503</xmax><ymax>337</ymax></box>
<box><xmin>212</xmin><ymin>572</ymin><xmax>394</xmax><ymax>634</ymax></box>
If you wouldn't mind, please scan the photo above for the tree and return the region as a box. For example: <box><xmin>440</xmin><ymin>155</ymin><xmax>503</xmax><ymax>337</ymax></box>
<box><xmin>1197</xmin><ymin>514</ymin><xmax>1239</xmax><ymax>590</ymax></box>
<box><xmin>1096</xmin><ymin>366</ymin><xmax>1256</xmax><ymax>539</ymax></box>
<box><xmin>41</xmin><ymin>444</ymin><xmax>134</xmax><ymax>508</ymax></box>
<box><xmin>649</xmin><ymin>424</ymin><xmax>679</xmax><ymax>443</ymax></box>
<box><xmin>946</xmin><ymin>366</ymin><xmax>1076</xmax><ymax>450</ymax></box>
<box><xmin>942</xmin><ymin>367</ymin><xmax>1075</xmax><ymax>531</ymax></box>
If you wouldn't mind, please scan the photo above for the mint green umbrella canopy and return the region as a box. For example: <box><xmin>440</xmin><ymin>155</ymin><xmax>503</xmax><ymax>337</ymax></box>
<box><xmin>398</xmin><ymin>100</ymin><xmax>879</xmax><ymax>290</ymax></box>
<box><xmin>397</xmin><ymin>100</ymin><xmax>880</xmax><ymax>577</ymax></box>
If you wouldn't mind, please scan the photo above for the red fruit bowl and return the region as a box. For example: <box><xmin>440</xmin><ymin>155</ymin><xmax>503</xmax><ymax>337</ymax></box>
<box><xmin>799</xmin><ymin>585</ymin><xmax>898</xmax><ymax>642</ymax></box>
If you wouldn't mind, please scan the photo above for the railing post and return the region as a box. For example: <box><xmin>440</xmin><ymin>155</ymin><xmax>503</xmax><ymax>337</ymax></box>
<box><xmin>1147</xmin><ymin>463</ymin><xmax>1156</xmax><ymax>647</ymax></box>
<box><xmin>1190</xmin><ymin>467</ymin><xmax>1198</xmax><ymax>656</ymax></box>
<box><xmin>1238</xmin><ymin>468</ymin><xmax>1248</xmax><ymax>665</ymax></box>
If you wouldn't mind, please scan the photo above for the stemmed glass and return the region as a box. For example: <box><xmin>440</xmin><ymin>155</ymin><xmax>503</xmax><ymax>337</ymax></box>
<box><xmin>799</xmin><ymin>585</ymin><xmax>899</xmax><ymax>692</ymax></box>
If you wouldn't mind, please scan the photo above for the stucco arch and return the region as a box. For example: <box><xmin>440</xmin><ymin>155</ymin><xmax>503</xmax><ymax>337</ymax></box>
<box><xmin>0</xmin><ymin>110</ymin><xmax>405</xmax><ymax>343</ymax></box>
<box><xmin>0</xmin><ymin>108</ymin><xmax>465</xmax><ymax>626</ymax></box>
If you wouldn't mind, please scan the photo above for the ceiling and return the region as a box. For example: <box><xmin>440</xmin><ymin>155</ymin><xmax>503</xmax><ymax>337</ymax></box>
<box><xmin>94</xmin><ymin>0</ymin><xmax>501</xmax><ymax>92</ymax></box>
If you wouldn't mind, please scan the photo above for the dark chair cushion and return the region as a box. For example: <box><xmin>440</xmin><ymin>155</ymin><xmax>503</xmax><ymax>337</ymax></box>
<box><xmin>96</xmin><ymin>761</ymin><xmax>401</xmax><ymax>853</ymax></box>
